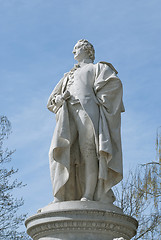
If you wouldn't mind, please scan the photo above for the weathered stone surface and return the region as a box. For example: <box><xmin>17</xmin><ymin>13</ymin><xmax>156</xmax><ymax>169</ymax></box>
<box><xmin>25</xmin><ymin>40</ymin><xmax>138</xmax><ymax>240</ymax></box>
<box><xmin>47</xmin><ymin>39</ymin><xmax>125</xmax><ymax>203</ymax></box>
<box><xmin>25</xmin><ymin>201</ymin><xmax>138</xmax><ymax>240</ymax></box>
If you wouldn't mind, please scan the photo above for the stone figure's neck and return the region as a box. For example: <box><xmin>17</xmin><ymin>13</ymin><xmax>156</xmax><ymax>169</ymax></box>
<box><xmin>77</xmin><ymin>58</ymin><xmax>93</xmax><ymax>66</ymax></box>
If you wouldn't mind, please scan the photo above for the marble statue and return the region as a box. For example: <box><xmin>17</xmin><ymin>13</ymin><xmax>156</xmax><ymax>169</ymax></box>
<box><xmin>47</xmin><ymin>39</ymin><xmax>125</xmax><ymax>203</ymax></box>
<box><xmin>26</xmin><ymin>41</ymin><xmax>138</xmax><ymax>240</ymax></box>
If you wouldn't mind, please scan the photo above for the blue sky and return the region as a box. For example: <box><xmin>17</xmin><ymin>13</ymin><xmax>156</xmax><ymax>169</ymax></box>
<box><xmin>0</xmin><ymin>0</ymin><xmax>161</xmax><ymax>232</ymax></box>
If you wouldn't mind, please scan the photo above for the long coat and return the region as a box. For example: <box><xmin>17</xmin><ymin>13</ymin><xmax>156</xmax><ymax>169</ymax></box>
<box><xmin>47</xmin><ymin>62</ymin><xmax>125</xmax><ymax>202</ymax></box>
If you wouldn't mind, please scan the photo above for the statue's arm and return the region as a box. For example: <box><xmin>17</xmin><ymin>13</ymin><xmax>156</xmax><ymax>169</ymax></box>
<box><xmin>94</xmin><ymin>62</ymin><xmax>118</xmax><ymax>91</ymax></box>
<box><xmin>47</xmin><ymin>77</ymin><xmax>64</xmax><ymax>113</ymax></box>
<box><xmin>94</xmin><ymin>62</ymin><xmax>124</xmax><ymax>114</ymax></box>
<box><xmin>47</xmin><ymin>74</ymin><xmax>70</xmax><ymax>113</ymax></box>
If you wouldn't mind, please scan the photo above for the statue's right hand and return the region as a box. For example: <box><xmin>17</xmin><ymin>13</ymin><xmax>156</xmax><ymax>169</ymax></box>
<box><xmin>55</xmin><ymin>95</ymin><xmax>63</xmax><ymax>104</ymax></box>
<box><xmin>62</xmin><ymin>90</ymin><xmax>70</xmax><ymax>100</ymax></box>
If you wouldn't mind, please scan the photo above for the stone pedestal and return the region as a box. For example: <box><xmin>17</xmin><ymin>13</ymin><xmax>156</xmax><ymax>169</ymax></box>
<box><xmin>25</xmin><ymin>201</ymin><xmax>138</xmax><ymax>240</ymax></box>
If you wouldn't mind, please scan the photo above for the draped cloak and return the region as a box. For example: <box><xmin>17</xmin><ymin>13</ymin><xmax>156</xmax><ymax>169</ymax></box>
<box><xmin>47</xmin><ymin>62</ymin><xmax>125</xmax><ymax>203</ymax></box>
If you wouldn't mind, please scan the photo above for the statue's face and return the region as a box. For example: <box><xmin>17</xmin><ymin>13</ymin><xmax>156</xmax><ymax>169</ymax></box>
<box><xmin>73</xmin><ymin>42</ymin><xmax>89</xmax><ymax>62</ymax></box>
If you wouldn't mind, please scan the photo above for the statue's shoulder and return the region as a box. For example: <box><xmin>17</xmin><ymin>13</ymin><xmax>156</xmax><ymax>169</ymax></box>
<box><xmin>98</xmin><ymin>61</ymin><xmax>118</xmax><ymax>74</ymax></box>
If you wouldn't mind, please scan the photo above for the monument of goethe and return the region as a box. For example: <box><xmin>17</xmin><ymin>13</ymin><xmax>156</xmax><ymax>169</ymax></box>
<box><xmin>25</xmin><ymin>40</ymin><xmax>138</xmax><ymax>240</ymax></box>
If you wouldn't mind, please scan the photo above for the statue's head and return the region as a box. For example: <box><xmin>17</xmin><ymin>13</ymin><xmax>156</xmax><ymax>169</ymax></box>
<box><xmin>73</xmin><ymin>39</ymin><xmax>95</xmax><ymax>63</ymax></box>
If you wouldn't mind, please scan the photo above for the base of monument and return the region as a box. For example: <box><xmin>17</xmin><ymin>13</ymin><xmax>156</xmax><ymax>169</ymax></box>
<box><xmin>25</xmin><ymin>201</ymin><xmax>138</xmax><ymax>240</ymax></box>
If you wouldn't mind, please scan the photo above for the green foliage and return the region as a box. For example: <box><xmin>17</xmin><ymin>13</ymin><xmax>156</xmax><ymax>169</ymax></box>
<box><xmin>0</xmin><ymin>116</ymin><xmax>31</xmax><ymax>240</ymax></box>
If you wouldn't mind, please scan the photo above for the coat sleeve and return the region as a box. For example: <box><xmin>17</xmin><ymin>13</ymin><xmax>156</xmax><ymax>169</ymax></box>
<box><xmin>47</xmin><ymin>74</ymin><xmax>68</xmax><ymax>113</ymax></box>
<box><xmin>94</xmin><ymin>63</ymin><xmax>125</xmax><ymax>114</ymax></box>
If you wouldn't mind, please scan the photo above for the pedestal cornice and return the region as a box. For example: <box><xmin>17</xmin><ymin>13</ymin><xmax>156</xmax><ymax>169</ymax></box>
<box><xmin>25</xmin><ymin>201</ymin><xmax>138</xmax><ymax>240</ymax></box>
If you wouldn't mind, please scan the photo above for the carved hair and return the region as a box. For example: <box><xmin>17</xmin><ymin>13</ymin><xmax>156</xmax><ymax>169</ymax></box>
<box><xmin>76</xmin><ymin>39</ymin><xmax>95</xmax><ymax>62</ymax></box>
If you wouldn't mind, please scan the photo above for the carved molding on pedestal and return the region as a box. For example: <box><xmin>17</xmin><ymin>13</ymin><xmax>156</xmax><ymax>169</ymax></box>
<box><xmin>25</xmin><ymin>201</ymin><xmax>138</xmax><ymax>240</ymax></box>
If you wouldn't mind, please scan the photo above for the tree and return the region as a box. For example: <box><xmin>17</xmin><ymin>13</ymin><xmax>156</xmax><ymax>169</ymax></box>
<box><xmin>114</xmin><ymin>128</ymin><xmax>161</xmax><ymax>239</ymax></box>
<box><xmin>0</xmin><ymin>116</ymin><xmax>30</xmax><ymax>240</ymax></box>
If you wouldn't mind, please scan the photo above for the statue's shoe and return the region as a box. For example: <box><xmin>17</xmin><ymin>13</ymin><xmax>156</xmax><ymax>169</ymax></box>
<box><xmin>80</xmin><ymin>197</ymin><xmax>91</xmax><ymax>201</ymax></box>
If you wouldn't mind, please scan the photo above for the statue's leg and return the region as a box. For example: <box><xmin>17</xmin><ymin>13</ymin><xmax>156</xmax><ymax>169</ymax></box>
<box><xmin>80</xmin><ymin>146</ymin><xmax>98</xmax><ymax>201</ymax></box>
<box><xmin>76</xmin><ymin>108</ymin><xmax>98</xmax><ymax>201</ymax></box>
<box><xmin>67</xmin><ymin>102</ymin><xmax>98</xmax><ymax>200</ymax></box>
<box><xmin>65</xmin><ymin>109</ymin><xmax>79</xmax><ymax>200</ymax></box>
